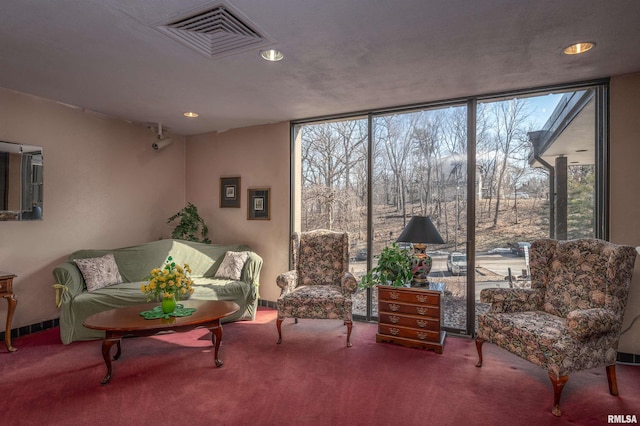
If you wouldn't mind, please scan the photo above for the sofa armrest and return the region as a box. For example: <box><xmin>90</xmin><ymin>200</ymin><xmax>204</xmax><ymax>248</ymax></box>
<box><xmin>480</xmin><ymin>288</ymin><xmax>544</xmax><ymax>313</ymax></box>
<box><xmin>241</xmin><ymin>252</ymin><xmax>263</xmax><ymax>285</ymax></box>
<box><xmin>52</xmin><ymin>261</ymin><xmax>85</xmax><ymax>306</ymax></box>
<box><xmin>341</xmin><ymin>271</ymin><xmax>357</xmax><ymax>295</ymax></box>
<box><xmin>566</xmin><ymin>308</ymin><xmax>616</xmax><ymax>339</ymax></box>
<box><xmin>276</xmin><ymin>270</ymin><xmax>297</xmax><ymax>294</ymax></box>
<box><xmin>240</xmin><ymin>251</ymin><xmax>262</xmax><ymax>304</ymax></box>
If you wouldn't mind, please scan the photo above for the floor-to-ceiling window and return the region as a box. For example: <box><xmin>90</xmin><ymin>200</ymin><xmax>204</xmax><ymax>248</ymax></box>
<box><xmin>471</xmin><ymin>89</ymin><xmax>599</xmax><ymax>331</ymax></box>
<box><xmin>293</xmin><ymin>117</ymin><xmax>370</xmax><ymax>319</ymax></box>
<box><xmin>369</xmin><ymin>105</ymin><xmax>468</xmax><ymax>327</ymax></box>
<box><xmin>292</xmin><ymin>81</ymin><xmax>606</xmax><ymax>335</ymax></box>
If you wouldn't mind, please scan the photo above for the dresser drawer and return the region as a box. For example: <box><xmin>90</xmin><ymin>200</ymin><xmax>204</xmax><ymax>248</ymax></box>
<box><xmin>378</xmin><ymin>323</ymin><xmax>440</xmax><ymax>343</ymax></box>
<box><xmin>378</xmin><ymin>287</ymin><xmax>440</xmax><ymax>305</ymax></box>
<box><xmin>379</xmin><ymin>301</ymin><xmax>439</xmax><ymax>317</ymax></box>
<box><xmin>378</xmin><ymin>312</ymin><xmax>440</xmax><ymax>332</ymax></box>
<box><xmin>0</xmin><ymin>279</ymin><xmax>9</xmax><ymax>293</ymax></box>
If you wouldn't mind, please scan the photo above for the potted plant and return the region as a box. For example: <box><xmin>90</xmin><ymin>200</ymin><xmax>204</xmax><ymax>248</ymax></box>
<box><xmin>141</xmin><ymin>256</ymin><xmax>195</xmax><ymax>314</ymax></box>
<box><xmin>359</xmin><ymin>243</ymin><xmax>413</xmax><ymax>289</ymax></box>
<box><xmin>167</xmin><ymin>202</ymin><xmax>211</xmax><ymax>243</ymax></box>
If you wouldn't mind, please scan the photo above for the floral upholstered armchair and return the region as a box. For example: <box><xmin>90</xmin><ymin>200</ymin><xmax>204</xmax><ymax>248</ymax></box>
<box><xmin>476</xmin><ymin>238</ymin><xmax>636</xmax><ymax>416</ymax></box>
<box><xmin>276</xmin><ymin>230</ymin><xmax>358</xmax><ymax>347</ymax></box>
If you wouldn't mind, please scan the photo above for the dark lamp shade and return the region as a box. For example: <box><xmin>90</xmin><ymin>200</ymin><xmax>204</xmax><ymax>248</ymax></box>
<box><xmin>396</xmin><ymin>216</ymin><xmax>444</xmax><ymax>244</ymax></box>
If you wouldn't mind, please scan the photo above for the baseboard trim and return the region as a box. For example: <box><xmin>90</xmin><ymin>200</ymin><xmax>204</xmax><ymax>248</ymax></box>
<box><xmin>616</xmin><ymin>351</ymin><xmax>640</xmax><ymax>365</ymax></box>
<box><xmin>0</xmin><ymin>318</ymin><xmax>60</xmax><ymax>342</ymax></box>
<box><xmin>258</xmin><ymin>299</ymin><xmax>277</xmax><ymax>309</ymax></box>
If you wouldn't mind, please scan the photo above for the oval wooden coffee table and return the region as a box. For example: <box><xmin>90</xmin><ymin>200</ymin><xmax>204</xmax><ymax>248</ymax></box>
<box><xmin>83</xmin><ymin>300</ymin><xmax>239</xmax><ymax>384</ymax></box>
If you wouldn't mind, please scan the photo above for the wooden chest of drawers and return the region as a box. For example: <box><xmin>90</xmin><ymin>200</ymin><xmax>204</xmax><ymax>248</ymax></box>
<box><xmin>376</xmin><ymin>284</ymin><xmax>445</xmax><ymax>353</ymax></box>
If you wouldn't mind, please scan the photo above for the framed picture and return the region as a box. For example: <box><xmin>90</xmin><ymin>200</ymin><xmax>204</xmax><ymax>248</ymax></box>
<box><xmin>220</xmin><ymin>177</ymin><xmax>241</xmax><ymax>208</ymax></box>
<box><xmin>247</xmin><ymin>188</ymin><xmax>270</xmax><ymax>220</ymax></box>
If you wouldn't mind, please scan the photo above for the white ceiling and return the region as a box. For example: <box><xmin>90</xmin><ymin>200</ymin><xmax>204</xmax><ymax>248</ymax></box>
<box><xmin>2</xmin><ymin>0</ymin><xmax>639</xmax><ymax>136</ymax></box>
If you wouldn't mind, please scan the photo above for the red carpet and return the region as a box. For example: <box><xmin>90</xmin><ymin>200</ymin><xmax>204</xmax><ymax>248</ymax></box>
<box><xmin>1</xmin><ymin>308</ymin><xmax>638</xmax><ymax>425</ymax></box>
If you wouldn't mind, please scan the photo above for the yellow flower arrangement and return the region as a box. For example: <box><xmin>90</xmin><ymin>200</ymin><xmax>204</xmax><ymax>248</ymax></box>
<box><xmin>141</xmin><ymin>256</ymin><xmax>194</xmax><ymax>301</ymax></box>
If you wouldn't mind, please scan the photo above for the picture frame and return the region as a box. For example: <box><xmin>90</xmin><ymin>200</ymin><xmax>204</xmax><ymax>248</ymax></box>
<box><xmin>220</xmin><ymin>177</ymin><xmax>241</xmax><ymax>208</ymax></box>
<box><xmin>247</xmin><ymin>188</ymin><xmax>271</xmax><ymax>220</ymax></box>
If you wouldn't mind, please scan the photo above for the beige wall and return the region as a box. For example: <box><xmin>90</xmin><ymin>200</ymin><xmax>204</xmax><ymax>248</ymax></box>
<box><xmin>0</xmin><ymin>87</ymin><xmax>186</xmax><ymax>330</ymax></box>
<box><xmin>610</xmin><ymin>72</ymin><xmax>640</xmax><ymax>354</ymax></box>
<box><xmin>185</xmin><ymin>123</ymin><xmax>291</xmax><ymax>303</ymax></box>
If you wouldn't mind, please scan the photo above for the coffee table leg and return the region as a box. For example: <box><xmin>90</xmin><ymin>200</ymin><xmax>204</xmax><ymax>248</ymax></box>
<box><xmin>209</xmin><ymin>321</ymin><xmax>223</xmax><ymax>368</ymax></box>
<box><xmin>100</xmin><ymin>336</ymin><xmax>121</xmax><ymax>385</ymax></box>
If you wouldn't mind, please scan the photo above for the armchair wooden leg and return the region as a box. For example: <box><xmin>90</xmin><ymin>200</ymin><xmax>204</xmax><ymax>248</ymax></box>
<box><xmin>276</xmin><ymin>317</ymin><xmax>284</xmax><ymax>344</ymax></box>
<box><xmin>549</xmin><ymin>373</ymin><xmax>569</xmax><ymax>417</ymax></box>
<box><xmin>606</xmin><ymin>365</ymin><xmax>619</xmax><ymax>396</ymax></box>
<box><xmin>475</xmin><ymin>337</ymin><xmax>484</xmax><ymax>367</ymax></box>
<box><xmin>345</xmin><ymin>320</ymin><xmax>353</xmax><ymax>348</ymax></box>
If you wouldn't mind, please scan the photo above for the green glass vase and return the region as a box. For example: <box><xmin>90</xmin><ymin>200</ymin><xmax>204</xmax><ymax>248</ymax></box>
<box><xmin>161</xmin><ymin>294</ymin><xmax>177</xmax><ymax>314</ymax></box>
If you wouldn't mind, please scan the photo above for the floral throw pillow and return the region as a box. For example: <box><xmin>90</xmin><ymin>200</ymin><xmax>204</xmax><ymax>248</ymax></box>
<box><xmin>214</xmin><ymin>251</ymin><xmax>249</xmax><ymax>281</ymax></box>
<box><xmin>74</xmin><ymin>254</ymin><xmax>123</xmax><ymax>292</ymax></box>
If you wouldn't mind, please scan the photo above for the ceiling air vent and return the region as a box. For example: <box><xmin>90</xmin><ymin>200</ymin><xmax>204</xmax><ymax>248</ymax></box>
<box><xmin>156</xmin><ymin>3</ymin><xmax>272</xmax><ymax>59</ymax></box>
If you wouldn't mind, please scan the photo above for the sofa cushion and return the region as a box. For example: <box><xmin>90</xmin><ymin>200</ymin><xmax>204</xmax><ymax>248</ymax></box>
<box><xmin>70</xmin><ymin>240</ymin><xmax>252</xmax><ymax>282</ymax></box>
<box><xmin>276</xmin><ymin>285</ymin><xmax>352</xmax><ymax>319</ymax></box>
<box><xmin>190</xmin><ymin>277</ymin><xmax>250</xmax><ymax>300</ymax></box>
<box><xmin>477</xmin><ymin>310</ymin><xmax>565</xmax><ymax>368</ymax></box>
<box><xmin>74</xmin><ymin>254</ymin><xmax>123</xmax><ymax>292</ymax></box>
<box><xmin>214</xmin><ymin>251</ymin><xmax>249</xmax><ymax>280</ymax></box>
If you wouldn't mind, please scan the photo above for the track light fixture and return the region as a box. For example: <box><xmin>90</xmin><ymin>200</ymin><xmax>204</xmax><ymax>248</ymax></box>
<box><xmin>152</xmin><ymin>122</ymin><xmax>172</xmax><ymax>151</ymax></box>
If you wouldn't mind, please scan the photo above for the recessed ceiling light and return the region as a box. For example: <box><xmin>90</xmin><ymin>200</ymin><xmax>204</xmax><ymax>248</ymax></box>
<box><xmin>260</xmin><ymin>49</ymin><xmax>284</xmax><ymax>62</ymax></box>
<box><xmin>183</xmin><ymin>112</ymin><xmax>199</xmax><ymax>118</ymax></box>
<box><xmin>563</xmin><ymin>42</ymin><xmax>595</xmax><ymax>55</ymax></box>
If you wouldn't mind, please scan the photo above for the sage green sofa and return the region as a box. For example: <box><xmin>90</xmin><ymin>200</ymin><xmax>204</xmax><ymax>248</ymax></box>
<box><xmin>52</xmin><ymin>239</ymin><xmax>262</xmax><ymax>344</ymax></box>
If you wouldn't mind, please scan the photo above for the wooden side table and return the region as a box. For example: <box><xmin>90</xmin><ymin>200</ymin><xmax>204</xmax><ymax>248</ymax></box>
<box><xmin>0</xmin><ymin>272</ymin><xmax>18</xmax><ymax>352</ymax></box>
<box><xmin>376</xmin><ymin>284</ymin><xmax>445</xmax><ymax>353</ymax></box>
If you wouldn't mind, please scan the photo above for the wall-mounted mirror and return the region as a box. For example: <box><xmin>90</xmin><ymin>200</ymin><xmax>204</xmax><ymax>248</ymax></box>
<box><xmin>0</xmin><ymin>141</ymin><xmax>43</xmax><ymax>221</ymax></box>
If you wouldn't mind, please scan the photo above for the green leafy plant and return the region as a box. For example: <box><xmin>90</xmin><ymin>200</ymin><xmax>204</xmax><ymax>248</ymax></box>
<box><xmin>167</xmin><ymin>203</ymin><xmax>211</xmax><ymax>243</ymax></box>
<box><xmin>359</xmin><ymin>243</ymin><xmax>413</xmax><ymax>289</ymax></box>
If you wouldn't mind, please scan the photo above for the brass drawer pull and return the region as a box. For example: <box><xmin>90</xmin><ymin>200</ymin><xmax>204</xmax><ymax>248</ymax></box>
<box><xmin>389</xmin><ymin>303</ymin><xmax>400</xmax><ymax>312</ymax></box>
<box><xmin>416</xmin><ymin>307</ymin><xmax>428</xmax><ymax>315</ymax></box>
<box><xmin>389</xmin><ymin>291</ymin><xmax>399</xmax><ymax>300</ymax></box>
<box><xmin>416</xmin><ymin>294</ymin><xmax>428</xmax><ymax>303</ymax></box>
<box><xmin>416</xmin><ymin>320</ymin><xmax>427</xmax><ymax>328</ymax></box>
<box><xmin>417</xmin><ymin>332</ymin><xmax>428</xmax><ymax>340</ymax></box>
<box><xmin>389</xmin><ymin>328</ymin><xmax>400</xmax><ymax>336</ymax></box>
<box><xmin>389</xmin><ymin>315</ymin><xmax>399</xmax><ymax>324</ymax></box>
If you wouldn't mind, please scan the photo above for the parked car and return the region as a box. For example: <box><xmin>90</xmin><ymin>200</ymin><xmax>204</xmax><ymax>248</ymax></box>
<box><xmin>396</xmin><ymin>242</ymin><xmax>413</xmax><ymax>252</ymax></box>
<box><xmin>511</xmin><ymin>242</ymin><xmax>531</xmax><ymax>257</ymax></box>
<box><xmin>354</xmin><ymin>248</ymin><xmax>368</xmax><ymax>261</ymax></box>
<box><xmin>447</xmin><ymin>252</ymin><xmax>467</xmax><ymax>276</ymax></box>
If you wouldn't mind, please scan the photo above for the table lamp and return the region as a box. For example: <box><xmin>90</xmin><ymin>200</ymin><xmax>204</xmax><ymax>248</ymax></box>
<box><xmin>396</xmin><ymin>216</ymin><xmax>445</xmax><ymax>286</ymax></box>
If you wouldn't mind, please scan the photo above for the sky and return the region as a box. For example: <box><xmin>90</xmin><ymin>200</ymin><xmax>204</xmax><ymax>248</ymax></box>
<box><xmin>521</xmin><ymin>93</ymin><xmax>564</xmax><ymax>129</ymax></box>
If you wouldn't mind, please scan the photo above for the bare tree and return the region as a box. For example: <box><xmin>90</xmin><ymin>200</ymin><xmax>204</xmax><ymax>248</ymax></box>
<box><xmin>475</xmin><ymin>102</ymin><xmax>498</xmax><ymax>222</ymax></box>
<box><xmin>300</xmin><ymin>120</ymin><xmax>367</xmax><ymax>233</ymax></box>
<box><xmin>375</xmin><ymin>114</ymin><xmax>415</xmax><ymax>219</ymax></box>
<box><xmin>412</xmin><ymin>110</ymin><xmax>444</xmax><ymax>216</ymax></box>
<box><xmin>488</xmin><ymin>99</ymin><xmax>532</xmax><ymax>227</ymax></box>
